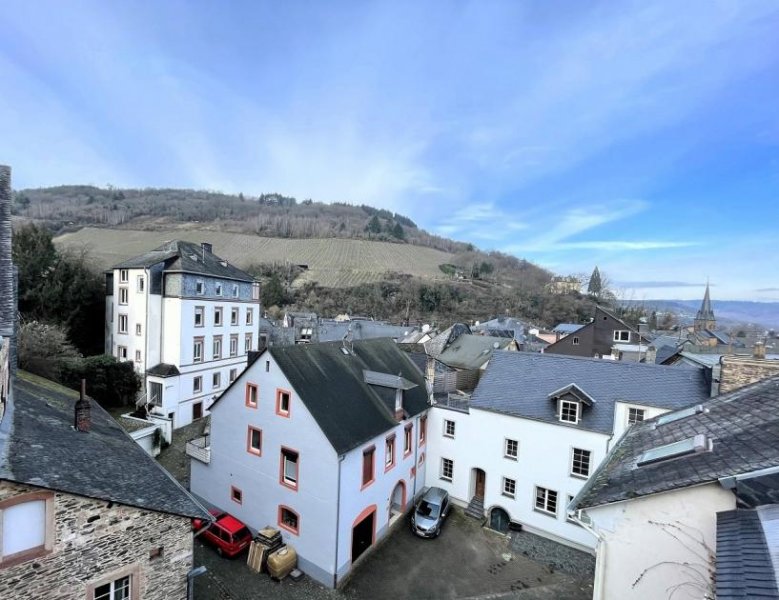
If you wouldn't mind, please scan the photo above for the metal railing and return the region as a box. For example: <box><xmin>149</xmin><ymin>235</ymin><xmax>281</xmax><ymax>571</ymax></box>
<box><xmin>185</xmin><ymin>435</ymin><xmax>211</xmax><ymax>464</ymax></box>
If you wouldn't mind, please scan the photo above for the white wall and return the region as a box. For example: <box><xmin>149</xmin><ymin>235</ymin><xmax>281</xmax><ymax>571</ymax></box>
<box><xmin>611</xmin><ymin>402</ymin><xmax>673</xmax><ymax>441</ymax></box>
<box><xmin>585</xmin><ymin>484</ymin><xmax>735</xmax><ymax>600</ymax></box>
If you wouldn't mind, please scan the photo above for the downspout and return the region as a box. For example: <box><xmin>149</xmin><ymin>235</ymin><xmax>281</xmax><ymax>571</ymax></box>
<box><xmin>571</xmin><ymin>510</ymin><xmax>607</xmax><ymax>600</ymax></box>
<box><xmin>144</xmin><ymin>267</ymin><xmax>150</xmax><ymax>378</ymax></box>
<box><xmin>413</xmin><ymin>414</ymin><xmax>420</xmax><ymax>501</ymax></box>
<box><xmin>333</xmin><ymin>454</ymin><xmax>344</xmax><ymax>588</ymax></box>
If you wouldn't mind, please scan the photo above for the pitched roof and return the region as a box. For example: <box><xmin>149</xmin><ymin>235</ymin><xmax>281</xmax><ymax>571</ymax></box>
<box><xmin>264</xmin><ymin>339</ymin><xmax>429</xmax><ymax>455</ymax></box>
<box><xmin>0</xmin><ymin>372</ymin><xmax>209</xmax><ymax>519</ymax></box>
<box><xmin>697</xmin><ymin>281</ymin><xmax>716</xmax><ymax>322</ymax></box>
<box><xmin>553</xmin><ymin>323</ymin><xmax>582</xmax><ymax>334</ymax></box>
<box><xmin>573</xmin><ymin>376</ymin><xmax>779</xmax><ymax>510</ymax></box>
<box><xmin>437</xmin><ymin>334</ymin><xmax>513</xmax><ymax>370</ymax></box>
<box><xmin>112</xmin><ymin>240</ymin><xmax>255</xmax><ymax>282</ymax></box>
<box><xmin>424</xmin><ymin>323</ymin><xmax>471</xmax><ymax>359</ymax></box>
<box><xmin>470</xmin><ymin>351</ymin><xmax>709</xmax><ymax>434</ymax></box>
<box><xmin>716</xmin><ymin>505</ymin><xmax>779</xmax><ymax>599</ymax></box>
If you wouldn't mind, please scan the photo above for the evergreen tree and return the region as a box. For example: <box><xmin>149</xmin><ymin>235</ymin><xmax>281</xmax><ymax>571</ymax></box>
<box><xmin>366</xmin><ymin>215</ymin><xmax>381</xmax><ymax>235</ymax></box>
<box><xmin>392</xmin><ymin>222</ymin><xmax>405</xmax><ymax>240</ymax></box>
<box><xmin>587</xmin><ymin>266</ymin><xmax>602</xmax><ymax>297</ymax></box>
<box><xmin>262</xmin><ymin>273</ymin><xmax>286</xmax><ymax>308</ymax></box>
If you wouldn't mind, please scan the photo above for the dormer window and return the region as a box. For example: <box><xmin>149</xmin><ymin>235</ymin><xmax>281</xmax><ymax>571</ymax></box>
<box><xmin>549</xmin><ymin>383</ymin><xmax>594</xmax><ymax>426</ymax></box>
<box><xmin>613</xmin><ymin>330</ymin><xmax>630</xmax><ymax>342</ymax></box>
<box><xmin>560</xmin><ymin>400</ymin><xmax>579</xmax><ymax>423</ymax></box>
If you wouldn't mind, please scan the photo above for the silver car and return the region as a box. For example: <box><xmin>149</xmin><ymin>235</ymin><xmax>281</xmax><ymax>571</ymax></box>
<box><xmin>411</xmin><ymin>487</ymin><xmax>450</xmax><ymax>538</ymax></box>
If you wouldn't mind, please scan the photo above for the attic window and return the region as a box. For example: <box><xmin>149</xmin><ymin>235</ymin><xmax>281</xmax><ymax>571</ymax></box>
<box><xmin>637</xmin><ymin>434</ymin><xmax>712</xmax><ymax>467</ymax></box>
<box><xmin>196</xmin><ymin>280</ymin><xmax>204</xmax><ymax>295</ymax></box>
<box><xmin>613</xmin><ymin>330</ymin><xmax>630</xmax><ymax>342</ymax></box>
<box><xmin>215</xmin><ymin>283</ymin><xmax>223</xmax><ymax>296</ymax></box>
<box><xmin>559</xmin><ymin>400</ymin><xmax>579</xmax><ymax>424</ymax></box>
<box><xmin>654</xmin><ymin>404</ymin><xmax>707</xmax><ymax>427</ymax></box>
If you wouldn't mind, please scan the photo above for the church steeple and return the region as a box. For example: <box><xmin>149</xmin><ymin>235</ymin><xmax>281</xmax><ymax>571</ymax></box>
<box><xmin>694</xmin><ymin>281</ymin><xmax>716</xmax><ymax>332</ymax></box>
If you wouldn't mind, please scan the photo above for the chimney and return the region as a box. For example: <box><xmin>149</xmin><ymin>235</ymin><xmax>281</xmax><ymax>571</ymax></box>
<box><xmin>0</xmin><ymin>165</ymin><xmax>17</xmax><ymax>376</ymax></box>
<box><xmin>394</xmin><ymin>373</ymin><xmax>404</xmax><ymax>421</ymax></box>
<box><xmin>754</xmin><ymin>341</ymin><xmax>766</xmax><ymax>360</ymax></box>
<box><xmin>74</xmin><ymin>379</ymin><xmax>91</xmax><ymax>432</ymax></box>
<box><xmin>201</xmin><ymin>242</ymin><xmax>213</xmax><ymax>254</ymax></box>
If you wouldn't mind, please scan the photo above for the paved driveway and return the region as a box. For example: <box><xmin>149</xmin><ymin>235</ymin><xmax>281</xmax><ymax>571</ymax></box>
<box><xmin>193</xmin><ymin>508</ymin><xmax>593</xmax><ymax>600</ymax></box>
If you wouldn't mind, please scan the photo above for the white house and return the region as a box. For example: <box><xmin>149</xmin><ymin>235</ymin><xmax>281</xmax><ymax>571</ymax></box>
<box><xmin>105</xmin><ymin>241</ymin><xmax>261</xmax><ymax>429</ymax></box>
<box><xmin>570</xmin><ymin>376</ymin><xmax>779</xmax><ymax>600</ymax></box>
<box><xmin>424</xmin><ymin>351</ymin><xmax>710</xmax><ymax>552</ymax></box>
<box><xmin>189</xmin><ymin>338</ymin><xmax>430</xmax><ymax>588</ymax></box>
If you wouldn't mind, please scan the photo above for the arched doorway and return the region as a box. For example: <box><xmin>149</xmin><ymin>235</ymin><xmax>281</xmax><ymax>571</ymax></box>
<box><xmin>489</xmin><ymin>507</ymin><xmax>510</xmax><ymax>533</ymax></box>
<box><xmin>352</xmin><ymin>505</ymin><xmax>377</xmax><ymax>563</ymax></box>
<box><xmin>389</xmin><ymin>480</ymin><xmax>406</xmax><ymax>525</ymax></box>
<box><xmin>471</xmin><ymin>468</ymin><xmax>486</xmax><ymax>499</ymax></box>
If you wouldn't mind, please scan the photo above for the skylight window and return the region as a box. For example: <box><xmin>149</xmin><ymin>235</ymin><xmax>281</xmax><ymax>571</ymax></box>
<box><xmin>655</xmin><ymin>404</ymin><xmax>707</xmax><ymax>427</ymax></box>
<box><xmin>637</xmin><ymin>434</ymin><xmax>711</xmax><ymax>467</ymax></box>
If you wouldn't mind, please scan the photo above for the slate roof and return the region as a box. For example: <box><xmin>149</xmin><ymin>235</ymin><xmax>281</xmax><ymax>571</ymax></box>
<box><xmin>437</xmin><ymin>334</ymin><xmax>514</xmax><ymax>370</ymax></box>
<box><xmin>424</xmin><ymin>323</ymin><xmax>471</xmax><ymax>359</ymax></box>
<box><xmin>716</xmin><ymin>505</ymin><xmax>779</xmax><ymax>599</ymax></box>
<box><xmin>0</xmin><ymin>372</ymin><xmax>209</xmax><ymax>519</ymax></box>
<box><xmin>470</xmin><ymin>351</ymin><xmax>709</xmax><ymax>434</ymax></box>
<box><xmin>573</xmin><ymin>376</ymin><xmax>779</xmax><ymax>510</ymax></box>
<box><xmin>316</xmin><ymin>320</ymin><xmax>414</xmax><ymax>343</ymax></box>
<box><xmin>553</xmin><ymin>323</ymin><xmax>583</xmax><ymax>334</ymax></box>
<box><xmin>112</xmin><ymin>240</ymin><xmax>255</xmax><ymax>282</ymax></box>
<box><xmin>237</xmin><ymin>339</ymin><xmax>428</xmax><ymax>455</ymax></box>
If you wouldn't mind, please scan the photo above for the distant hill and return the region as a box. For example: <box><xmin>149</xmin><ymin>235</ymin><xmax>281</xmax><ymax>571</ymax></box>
<box><xmin>623</xmin><ymin>299</ymin><xmax>779</xmax><ymax>330</ymax></box>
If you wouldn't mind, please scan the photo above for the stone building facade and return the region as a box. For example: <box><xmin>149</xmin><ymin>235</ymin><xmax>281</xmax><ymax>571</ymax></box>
<box><xmin>0</xmin><ymin>481</ymin><xmax>193</xmax><ymax>600</ymax></box>
<box><xmin>719</xmin><ymin>355</ymin><xmax>779</xmax><ymax>394</ymax></box>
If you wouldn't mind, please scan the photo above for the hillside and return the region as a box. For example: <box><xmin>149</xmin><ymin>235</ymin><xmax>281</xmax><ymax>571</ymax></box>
<box><xmin>624</xmin><ymin>299</ymin><xmax>779</xmax><ymax>330</ymax></box>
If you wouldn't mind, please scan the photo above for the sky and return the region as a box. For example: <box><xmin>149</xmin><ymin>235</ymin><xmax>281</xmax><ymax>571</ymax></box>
<box><xmin>1</xmin><ymin>1</ymin><xmax>778</xmax><ymax>302</ymax></box>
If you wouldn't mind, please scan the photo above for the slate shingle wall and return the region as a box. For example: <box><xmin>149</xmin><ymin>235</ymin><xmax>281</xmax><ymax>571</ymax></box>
<box><xmin>0</xmin><ymin>481</ymin><xmax>193</xmax><ymax>600</ymax></box>
<box><xmin>720</xmin><ymin>357</ymin><xmax>779</xmax><ymax>393</ymax></box>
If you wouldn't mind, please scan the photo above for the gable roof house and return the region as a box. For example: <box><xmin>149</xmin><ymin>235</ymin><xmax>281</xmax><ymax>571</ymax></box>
<box><xmin>569</xmin><ymin>376</ymin><xmax>779</xmax><ymax>600</ymax></box>
<box><xmin>0</xmin><ymin>164</ymin><xmax>210</xmax><ymax>600</ymax></box>
<box><xmin>424</xmin><ymin>351</ymin><xmax>710</xmax><ymax>552</ymax></box>
<box><xmin>189</xmin><ymin>338</ymin><xmax>430</xmax><ymax>588</ymax></box>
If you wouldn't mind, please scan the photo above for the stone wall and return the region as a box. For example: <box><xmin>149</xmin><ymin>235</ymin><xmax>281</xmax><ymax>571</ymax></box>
<box><xmin>719</xmin><ymin>356</ymin><xmax>779</xmax><ymax>394</ymax></box>
<box><xmin>0</xmin><ymin>481</ymin><xmax>194</xmax><ymax>600</ymax></box>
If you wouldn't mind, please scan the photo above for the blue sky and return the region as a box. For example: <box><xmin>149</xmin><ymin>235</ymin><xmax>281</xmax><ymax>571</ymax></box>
<box><xmin>2</xmin><ymin>1</ymin><xmax>778</xmax><ymax>301</ymax></box>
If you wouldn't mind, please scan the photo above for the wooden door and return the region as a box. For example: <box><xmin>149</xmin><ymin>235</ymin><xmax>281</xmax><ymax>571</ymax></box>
<box><xmin>475</xmin><ymin>469</ymin><xmax>486</xmax><ymax>497</ymax></box>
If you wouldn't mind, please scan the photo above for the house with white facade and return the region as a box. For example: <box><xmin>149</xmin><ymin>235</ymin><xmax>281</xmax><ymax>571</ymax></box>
<box><xmin>570</xmin><ymin>376</ymin><xmax>779</xmax><ymax>600</ymax></box>
<box><xmin>105</xmin><ymin>241</ymin><xmax>261</xmax><ymax>429</ymax></box>
<box><xmin>189</xmin><ymin>338</ymin><xmax>430</xmax><ymax>588</ymax></box>
<box><xmin>424</xmin><ymin>351</ymin><xmax>710</xmax><ymax>552</ymax></box>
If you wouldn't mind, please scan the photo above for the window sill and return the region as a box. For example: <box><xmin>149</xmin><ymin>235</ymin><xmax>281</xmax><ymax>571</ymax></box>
<box><xmin>439</xmin><ymin>476</ymin><xmax>453</xmax><ymax>483</ymax></box>
<box><xmin>504</xmin><ymin>455</ymin><xmax>518</xmax><ymax>461</ymax></box>
<box><xmin>443</xmin><ymin>434</ymin><xmax>455</xmax><ymax>439</ymax></box>
<box><xmin>360</xmin><ymin>479</ymin><xmax>375</xmax><ymax>491</ymax></box>
<box><xmin>278</xmin><ymin>522</ymin><xmax>299</xmax><ymax>536</ymax></box>
<box><xmin>501</xmin><ymin>492</ymin><xmax>515</xmax><ymax>499</ymax></box>
<box><xmin>570</xmin><ymin>473</ymin><xmax>589</xmax><ymax>480</ymax></box>
<box><xmin>280</xmin><ymin>480</ymin><xmax>299</xmax><ymax>492</ymax></box>
<box><xmin>533</xmin><ymin>508</ymin><xmax>557</xmax><ymax>518</ymax></box>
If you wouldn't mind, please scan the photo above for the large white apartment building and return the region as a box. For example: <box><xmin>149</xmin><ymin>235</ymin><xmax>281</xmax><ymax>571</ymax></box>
<box><xmin>105</xmin><ymin>240</ymin><xmax>260</xmax><ymax>429</ymax></box>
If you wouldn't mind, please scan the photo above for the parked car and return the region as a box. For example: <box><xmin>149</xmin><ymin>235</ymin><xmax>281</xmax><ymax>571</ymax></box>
<box><xmin>411</xmin><ymin>487</ymin><xmax>451</xmax><ymax>538</ymax></box>
<box><xmin>193</xmin><ymin>509</ymin><xmax>252</xmax><ymax>557</ymax></box>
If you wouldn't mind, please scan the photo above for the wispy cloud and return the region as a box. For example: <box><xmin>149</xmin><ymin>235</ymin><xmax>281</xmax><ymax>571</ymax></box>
<box><xmin>435</xmin><ymin>202</ymin><xmax>527</xmax><ymax>241</ymax></box>
<box><xmin>756</xmin><ymin>288</ymin><xmax>779</xmax><ymax>293</ymax></box>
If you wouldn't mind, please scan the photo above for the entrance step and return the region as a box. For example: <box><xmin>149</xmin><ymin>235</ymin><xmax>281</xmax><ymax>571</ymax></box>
<box><xmin>465</xmin><ymin>495</ymin><xmax>485</xmax><ymax>520</ymax></box>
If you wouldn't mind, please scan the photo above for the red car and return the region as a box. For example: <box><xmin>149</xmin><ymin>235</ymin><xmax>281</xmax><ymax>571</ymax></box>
<box><xmin>193</xmin><ymin>509</ymin><xmax>252</xmax><ymax>557</ymax></box>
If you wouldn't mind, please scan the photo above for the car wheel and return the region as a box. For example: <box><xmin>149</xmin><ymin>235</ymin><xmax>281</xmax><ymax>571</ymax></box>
<box><xmin>434</xmin><ymin>528</ymin><xmax>441</xmax><ymax>538</ymax></box>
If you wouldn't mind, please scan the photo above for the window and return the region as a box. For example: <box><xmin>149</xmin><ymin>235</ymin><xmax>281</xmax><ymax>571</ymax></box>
<box><xmin>194</xmin><ymin>306</ymin><xmax>204</xmax><ymax>327</ymax></box>
<box><xmin>276</xmin><ymin>389</ymin><xmax>291</xmax><ymax>417</ymax></box>
<box><xmin>214</xmin><ymin>307</ymin><xmax>223</xmax><ymax>327</ymax></box>
<box><xmin>136</xmin><ymin>275</ymin><xmax>144</xmax><ymax>293</ymax></box>
<box><xmin>637</xmin><ymin>435</ymin><xmax>711</xmax><ymax>467</ymax></box>
<box><xmin>245</xmin><ymin>383</ymin><xmax>258</xmax><ymax>408</ymax></box>
<box><xmin>119</xmin><ymin>269</ymin><xmax>129</xmax><ymax>283</ymax></box>
<box><xmin>134</xmin><ymin>350</ymin><xmax>142</xmax><ymax>363</ymax></box>
<box><xmin>247</xmin><ymin>426</ymin><xmax>262</xmax><ymax>456</ymax></box>
<box><xmin>135</xmin><ymin>323</ymin><xmax>142</xmax><ymax>336</ymax></box>
<box><xmin>196</xmin><ymin>280</ymin><xmax>204</xmax><ymax>295</ymax></box>
<box><xmin>231</xmin><ymin>486</ymin><xmax>242</xmax><ymax>504</ymax></box>
<box><xmin>278</xmin><ymin>506</ymin><xmax>299</xmax><ymax>535</ymax></box>
<box><xmin>384</xmin><ymin>435</ymin><xmax>396</xmax><ymax>471</ymax></box>
<box><xmin>231</xmin><ymin>308</ymin><xmax>239</xmax><ymax>326</ymax></box>
<box><xmin>571</xmin><ymin>448</ymin><xmax>591</xmax><ymax>478</ymax></box>
<box><xmin>232</xmin><ymin>284</ymin><xmax>239</xmax><ymax>298</ymax></box>
<box><xmin>404</xmin><ymin>424</ymin><xmax>413</xmax><ymax>456</ymax></box>
<box><xmin>613</xmin><ymin>330</ymin><xmax>630</xmax><ymax>342</ymax></box>
<box><xmin>443</xmin><ymin>419</ymin><xmax>455</xmax><ymax>438</ymax></box>
<box><xmin>440</xmin><ymin>457</ymin><xmax>454</xmax><ymax>482</ymax></box>
<box><xmin>245</xmin><ymin>334</ymin><xmax>253</xmax><ymax>353</ymax></box>
<box><xmin>419</xmin><ymin>415</ymin><xmax>427</xmax><ymax>445</ymax></box>
<box><xmin>118</xmin><ymin>314</ymin><xmax>128</xmax><ymax>334</ymax></box>
<box><xmin>193</xmin><ymin>338</ymin><xmax>203</xmax><ymax>363</ymax></box>
<box><xmin>193</xmin><ymin>376</ymin><xmax>202</xmax><ymax>394</ymax></box>
<box><xmin>246</xmin><ymin>308</ymin><xmax>254</xmax><ymax>325</ymax></box>
<box><xmin>560</xmin><ymin>400</ymin><xmax>579</xmax><ymax>424</ymax></box>
<box><xmin>362</xmin><ymin>447</ymin><xmax>375</xmax><ymax>488</ymax></box>
<box><xmin>230</xmin><ymin>335</ymin><xmax>238</xmax><ymax>357</ymax></box>
<box><xmin>229</xmin><ymin>368</ymin><xmax>237</xmax><ymax>383</ymax></box>
<box><xmin>215</xmin><ymin>282</ymin><xmax>223</xmax><ymax>296</ymax></box>
<box><xmin>265</xmin><ymin>360</ymin><xmax>270</xmax><ymax>372</ymax></box>
<box><xmin>117</xmin><ymin>346</ymin><xmax>128</xmax><ymax>360</ymax></box>
<box><xmin>192</xmin><ymin>401</ymin><xmax>203</xmax><ymax>420</ymax></box>
<box><xmin>281</xmin><ymin>448</ymin><xmax>299</xmax><ymax>489</ymax></box>
<box><xmin>0</xmin><ymin>492</ymin><xmax>53</xmax><ymax>566</ymax></box>
<box><xmin>502</xmin><ymin>477</ymin><xmax>516</xmax><ymax>498</ymax></box>
<box><xmin>504</xmin><ymin>438</ymin><xmax>519</xmax><ymax>460</ymax></box>
<box><xmin>212</xmin><ymin>372</ymin><xmax>221</xmax><ymax>389</ymax></box>
<box><xmin>94</xmin><ymin>574</ymin><xmax>131</xmax><ymax>600</ymax></box>
<box><xmin>572</xmin><ymin>336</ymin><xmax>580</xmax><ymax>345</ymax></box>
<box><xmin>628</xmin><ymin>407</ymin><xmax>645</xmax><ymax>425</ymax></box>
<box><xmin>118</xmin><ymin>287</ymin><xmax>128</xmax><ymax>305</ymax></box>
<box><xmin>213</xmin><ymin>336</ymin><xmax>222</xmax><ymax>360</ymax></box>
<box><xmin>535</xmin><ymin>486</ymin><xmax>558</xmax><ymax>515</ymax></box>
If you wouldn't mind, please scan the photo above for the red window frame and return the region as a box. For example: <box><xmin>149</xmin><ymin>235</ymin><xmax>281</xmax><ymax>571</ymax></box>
<box><xmin>403</xmin><ymin>423</ymin><xmax>413</xmax><ymax>457</ymax></box>
<box><xmin>275</xmin><ymin>388</ymin><xmax>292</xmax><ymax>418</ymax></box>
<box><xmin>419</xmin><ymin>415</ymin><xmax>427</xmax><ymax>446</ymax></box>
<box><xmin>230</xmin><ymin>485</ymin><xmax>243</xmax><ymax>505</ymax></box>
<box><xmin>246</xmin><ymin>426</ymin><xmax>262</xmax><ymax>456</ymax></box>
<box><xmin>384</xmin><ymin>434</ymin><xmax>396</xmax><ymax>473</ymax></box>
<box><xmin>361</xmin><ymin>445</ymin><xmax>376</xmax><ymax>490</ymax></box>
<box><xmin>279</xmin><ymin>447</ymin><xmax>299</xmax><ymax>491</ymax></box>
<box><xmin>277</xmin><ymin>505</ymin><xmax>300</xmax><ymax>535</ymax></box>
<box><xmin>245</xmin><ymin>383</ymin><xmax>258</xmax><ymax>408</ymax></box>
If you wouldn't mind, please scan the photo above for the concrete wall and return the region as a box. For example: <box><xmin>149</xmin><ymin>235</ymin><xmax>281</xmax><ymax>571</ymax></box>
<box><xmin>719</xmin><ymin>356</ymin><xmax>779</xmax><ymax>393</ymax></box>
<box><xmin>585</xmin><ymin>484</ymin><xmax>735</xmax><ymax>600</ymax></box>
<box><xmin>0</xmin><ymin>480</ymin><xmax>193</xmax><ymax>600</ymax></box>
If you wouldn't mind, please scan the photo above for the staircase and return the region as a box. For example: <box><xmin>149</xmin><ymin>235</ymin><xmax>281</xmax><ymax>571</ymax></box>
<box><xmin>465</xmin><ymin>495</ymin><xmax>485</xmax><ymax>521</ymax></box>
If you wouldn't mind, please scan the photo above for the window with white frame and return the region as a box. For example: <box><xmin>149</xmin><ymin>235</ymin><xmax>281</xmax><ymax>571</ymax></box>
<box><xmin>628</xmin><ymin>407</ymin><xmax>645</xmax><ymax>425</ymax></box>
<box><xmin>245</xmin><ymin>334</ymin><xmax>253</xmax><ymax>353</ymax></box>
<box><xmin>196</xmin><ymin>280</ymin><xmax>204</xmax><ymax>295</ymax></box>
<box><xmin>230</xmin><ymin>335</ymin><xmax>238</xmax><ymax>357</ymax></box>
<box><xmin>559</xmin><ymin>400</ymin><xmax>579</xmax><ymax>424</ymax></box>
<box><xmin>385</xmin><ymin>436</ymin><xmax>396</xmax><ymax>469</ymax></box>
<box><xmin>117</xmin><ymin>346</ymin><xmax>128</xmax><ymax>360</ymax></box>
<box><xmin>118</xmin><ymin>287</ymin><xmax>128</xmax><ymax>305</ymax></box>
<box><xmin>246</xmin><ymin>308</ymin><xmax>253</xmax><ymax>325</ymax></box>
<box><xmin>231</xmin><ymin>308</ymin><xmax>239</xmax><ymax>326</ymax></box>
<box><xmin>572</xmin><ymin>336</ymin><xmax>580</xmax><ymax>345</ymax></box>
<box><xmin>232</xmin><ymin>284</ymin><xmax>239</xmax><ymax>298</ymax></box>
<box><xmin>215</xmin><ymin>282</ymin><xmax>223</xmax><ymax>296</ymax></box>
<box><xmin>214</xmin><ymin>307</ymin><xmax>223</xmax><ymax>327</ymax></box>
<box><xmin>135</xmin><ymin>350</ymin><xmax>142</xmax><ymax>363</ymax></box>
<box><xmin>404</xmin><ymin>424</ymin><xmax>413</xmax><ymax>455</ymax></box>
<box><xmin>504</xmin><ymin>438</ymin><xmax>519</xmax><ymax>459</ymax></box>
<box><xmin>193</xmin><ymin>339</ymin><xmax>203</xmax><ymax>363</ymax></box>
<box><xmin>229</xmin><ymin>368</ymin><xmax>237</xmax><ymax>383</ymax></box>
<box><xmin>193</xmin><ymin>376</ymin><xmax>202</xmax><ymax>394</ymax></box>
<box><xmin>135</xmin><ymin>323</ymin><xmax>142</xmax><ymax>336</ymax></box>
<box><xmin>118</xmin><ymin>314</ymin><xmax>128</xmax><ymax>334</ymax></box>
<box><xmin>281</xmin><ymin>448</ymin><xmax>299</xmax><ymax>489</ymax></box>
<box><xmin>440</xmin><ymin>457</ymin><xmax>454</xmax><ymax>482</ymax></box>
<box><xmin>213</xmin><ymin>336</ymin><xmax>222</xmax><ymax>360</ymax></box>
<box><xmin>613</xmin><ymin>330</ymin><xmax>630</xmax><ymax>342</ymax></box>
<box><xmin>571</xmin><ymin>448</ymin><xmax>591</xmax><ymax>478</ymax></box>
<box><xmin>119</xmin><ymin>269</ymin><xmax>129</xmax><ymax>283</ymax></box>
<box><xmin>212</xmin><ymin>372</ymin><xmax>221</xmax><ymax>389</ymax></box>
<box><xmin>94</xmin><ymin>574</ymin><xmax>132</xmax><ymax>600</ymax></box>
<box><xmin>443</xmin><ymin>419</ymin><xmax>455</xmax><ymax>438</ymax></box>
<box><xmin>502</xmin><ymin>477</ymin><xmax>516</xmax><ymax>498</ymax></box>
<box><xmin>194</xmin><ymin>306</ymin><xmax>204</xmax><ymax>327</ymax></box>
<box><xmin>136</xmin><ymin>275</ymin><xmax>144</xmax><ymax>293</ymax></box>
<box><xmin>535</xmin><ymin>486</ymin><xmax>558</xmax><ymax>515</ymax></box>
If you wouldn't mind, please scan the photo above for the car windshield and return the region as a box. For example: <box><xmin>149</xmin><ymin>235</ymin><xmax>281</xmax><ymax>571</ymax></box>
<box><xmin>417</xmin><ymin>500</ymin><xmax>441</xmax><ymax>519</ymax></box>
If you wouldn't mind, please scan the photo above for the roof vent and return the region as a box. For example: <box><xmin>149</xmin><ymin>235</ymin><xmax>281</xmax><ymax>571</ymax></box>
<box><xmin>637</xmin><ymin>434</ymin><xmax>711</xmax><ymax>467</ymax></box>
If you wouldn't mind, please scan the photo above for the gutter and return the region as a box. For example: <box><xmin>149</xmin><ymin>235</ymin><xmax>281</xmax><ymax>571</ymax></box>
<box><xmin>333</xmin><ymin>454</ymin><xmax>344</xmax><ymax>588</ymax></box>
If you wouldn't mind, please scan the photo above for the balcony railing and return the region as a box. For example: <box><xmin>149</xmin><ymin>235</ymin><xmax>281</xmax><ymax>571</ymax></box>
<box><xmin>185</xmin><ymin>435</ymin><xmax>211</xmax><ymax>464</ymax></box>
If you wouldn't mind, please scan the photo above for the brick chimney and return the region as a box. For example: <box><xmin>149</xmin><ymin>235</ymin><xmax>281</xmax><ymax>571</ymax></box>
<box><xmin>74</xmin><ymin>379</ymin><xmax>91</xmax><ymax>432</ymax></box>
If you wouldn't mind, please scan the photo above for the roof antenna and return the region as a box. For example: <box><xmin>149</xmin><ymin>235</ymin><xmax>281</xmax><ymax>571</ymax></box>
<box><xmin>342</xmin><ymin>325</ymin><xmax>354</xmax><ymax>354</ymax></box>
